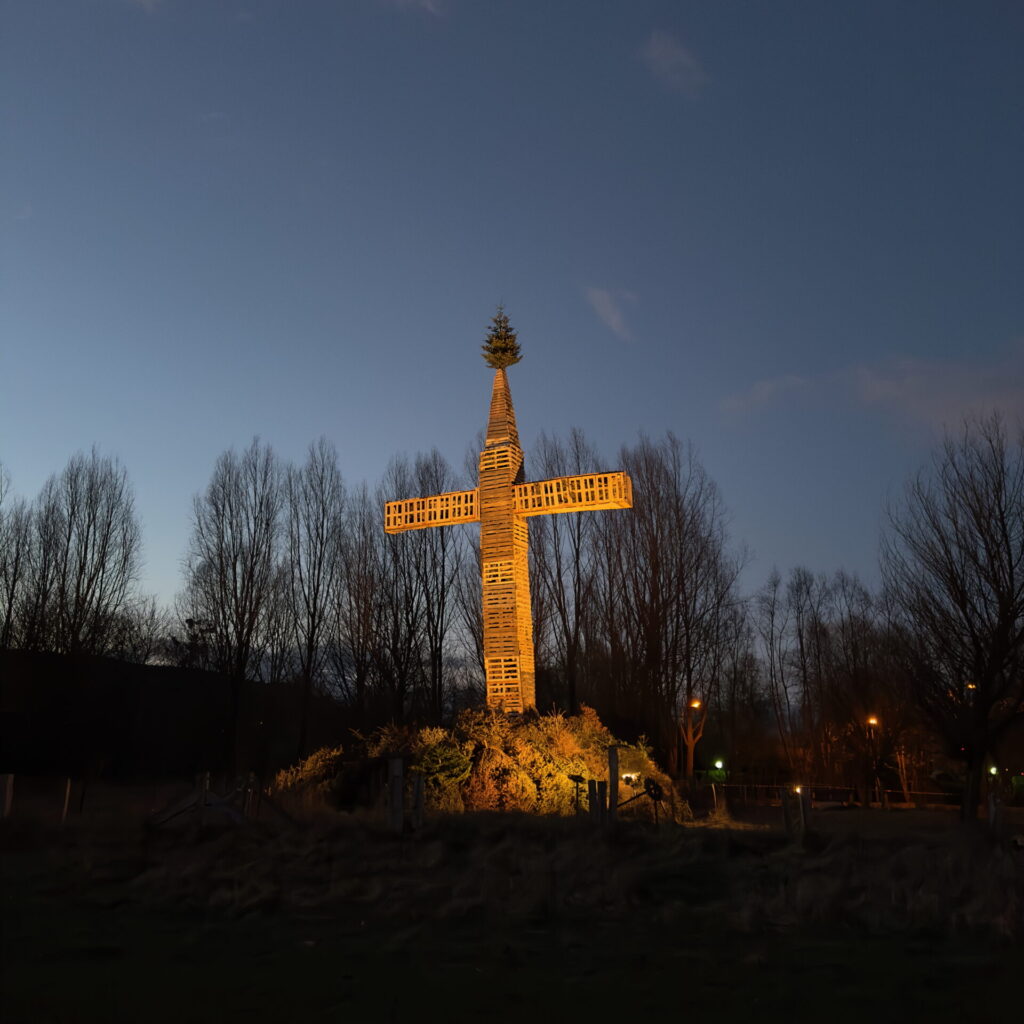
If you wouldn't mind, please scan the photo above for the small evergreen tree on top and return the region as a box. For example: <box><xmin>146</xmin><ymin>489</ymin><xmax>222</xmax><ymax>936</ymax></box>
<box><xmin>481</xmin><ymin>305</ymin><xmax>522</xmax><ymax>369</ymax></box>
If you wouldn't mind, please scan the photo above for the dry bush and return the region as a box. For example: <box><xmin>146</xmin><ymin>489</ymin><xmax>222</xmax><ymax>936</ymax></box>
<box><xmin>444</xmin><ymin>706</ymin><xmax>671</xmax><ymax>819</ymax></box>
<box><xmin>413</xmin><ymin>731</ymin><xmax>471</xmax><ymax>812</ymax></box>
<box><xmin>276</xmin><ymin>706</ymin><xmax>675</xmax><ymax>820</ymax></box>
<box><xmin>462</xmin><ymin>746</ymin><xmax>537</xmax><ymax>811</ymax></box>
<box><xmin>269</xmin><ymin>744</ymin><xmax>346</xmax><ymax>815</ymax></box>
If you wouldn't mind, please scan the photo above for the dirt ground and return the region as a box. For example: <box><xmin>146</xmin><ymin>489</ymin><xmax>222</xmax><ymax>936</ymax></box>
<box><xmin>2</xmin><ymin>804</ymin><xmax>1021</xmax><ymax>1024</ymax></box>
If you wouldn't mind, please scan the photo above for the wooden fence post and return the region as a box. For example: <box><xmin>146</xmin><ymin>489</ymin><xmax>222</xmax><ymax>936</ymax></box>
<box><xmin>798</xmin><ymin>788</ymin><xmax>811</xmax><ymax>832</ymax></box>
<box><xmin>388</xmin><ymin>758</ymin><xmax>404</xmax><ymax>834</ymax></box>
<box><xmin>61</xmin><ymin>778</ymin><xmax>72</xmax><ymax>824</ymax></box>
<box><xmin>411</xmin><ymin>773</ymin><xmax>424</xmax><ymax>831</ymax></box>
<box><xmin>597</xmin><ymin>780</ymin><xmax>608</xmax><ymax>824</ymax></box>
<box><xmin>608</xmin><ymin>746</ymin><xmax>619</xmax><ymax>823</ymax></box>
<box><xmin>587</xmin><ymin>779</ymin><xmax>599</xmax><ymax>823</ymax></box>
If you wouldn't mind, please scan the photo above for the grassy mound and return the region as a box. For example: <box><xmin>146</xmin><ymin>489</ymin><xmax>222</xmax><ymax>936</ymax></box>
<box><xmin>271</xmin><ymin>706</ymin><xmax>675</xmax><ymax>821</ymax></box>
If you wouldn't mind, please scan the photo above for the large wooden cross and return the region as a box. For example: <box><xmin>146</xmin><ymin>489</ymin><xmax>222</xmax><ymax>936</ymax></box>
<box><xmin>384</xmin><ymin>368</ymin><xmax>632</xmax><ymax>712</ymax></box>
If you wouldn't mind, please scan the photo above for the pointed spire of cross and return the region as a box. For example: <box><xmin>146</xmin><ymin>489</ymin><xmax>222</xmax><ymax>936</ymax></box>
<box><xmin>384</xmin><ymin>318</ymin><xmax>632</xmax><ymax>712</ymax></box>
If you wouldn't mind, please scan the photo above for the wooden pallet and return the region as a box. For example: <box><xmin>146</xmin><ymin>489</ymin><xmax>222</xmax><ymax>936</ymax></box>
<box><xmin>384</xmin><ymin>367</ymin><xmax>633</xmax><ymax>711</ymax></box>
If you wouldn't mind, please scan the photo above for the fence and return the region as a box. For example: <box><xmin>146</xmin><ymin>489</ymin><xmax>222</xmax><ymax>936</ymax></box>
<box><xmin>717</xmin><ymin>782</ymin><xmax>962</xmax><ymax>808</ymax></box>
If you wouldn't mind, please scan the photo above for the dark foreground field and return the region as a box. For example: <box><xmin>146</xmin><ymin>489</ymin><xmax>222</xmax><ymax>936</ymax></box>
<box><xmin>2</xmin><ymin>807</ymin><xmax>1022</xmax><ymax>1024</ymax></box>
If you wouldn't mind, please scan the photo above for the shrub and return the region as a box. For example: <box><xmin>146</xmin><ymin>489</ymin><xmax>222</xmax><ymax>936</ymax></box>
<box><xmin>414</xmin><ymin>734</ymin><xmax>472</xmax><ymax>812</ymax></box>
<box><xmin>277</xmin><ymin>707</ymin><xmax>675</xmax><ymax>821</ymax></box>
<box><xmin>270</xmin><ymin>744</ymin><xmax>346</xmax><ymax>814</ymax></box>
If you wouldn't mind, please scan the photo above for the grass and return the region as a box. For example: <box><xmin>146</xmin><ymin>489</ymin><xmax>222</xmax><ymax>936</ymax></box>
<box><xmin>2</xmin><ymin>810</ymin><xmax>1021</xmax><ymax>1023</ymax></box>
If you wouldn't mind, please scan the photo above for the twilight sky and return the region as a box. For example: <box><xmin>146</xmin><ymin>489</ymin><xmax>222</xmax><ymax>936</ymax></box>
<box><xmin>2</xmin><ymin>0</ymin><xmax>1022</xmax><ymax>608</ymax></box>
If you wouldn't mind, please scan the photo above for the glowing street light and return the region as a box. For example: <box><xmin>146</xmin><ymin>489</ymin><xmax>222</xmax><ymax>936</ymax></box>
<box><xmin>714</xmin><ymin>760</ymin><xmax>724</xmax><ymax>770</ymax></box>
<box><xmin>866</xmin><ymin>715</ymin><xmax>879</xmax><ymax>728</ymax></box>
<box><xmin>689</xmin><ymin>699</ymin><xmax>702</xmax><ymax>710</ymax></box>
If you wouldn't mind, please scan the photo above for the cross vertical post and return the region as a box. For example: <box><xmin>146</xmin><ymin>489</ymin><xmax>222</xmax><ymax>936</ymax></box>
<box><xmin>384</xmin><ymin>366</ymin><xmax>632</xmax><ymax>712</ymax></box>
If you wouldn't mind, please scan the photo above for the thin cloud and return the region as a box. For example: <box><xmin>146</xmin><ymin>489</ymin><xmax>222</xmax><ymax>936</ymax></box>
<box><xmin>721</xmin><ymin>374</ymin><xmax>809</xmax><ymax>414</ymax></box>
<box><xmin>721</xmin><ymin>343</ymin><xmax>1024</xmax><ymax>428</ymax></box>
<box><xmin>851</xmin><ymin>349</ymin><xmax>1024</xmax><ymax>428</ymax></box>
<box><xmin>641</xmin><ymin>30</ymin><xmax>708</xmax><ymax>97</ymax></box>
<box><xmin>381</xmin><ymin>0</ymin><xmax>446</xmax><ymax>15</ymax></box>
<box><xmin>586</xmin><ymin>288</ymin><xmax>634</xmax><ymax>342</ymax></box>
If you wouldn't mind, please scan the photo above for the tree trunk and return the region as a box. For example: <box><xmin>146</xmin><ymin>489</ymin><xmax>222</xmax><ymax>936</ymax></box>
<box><xmin>297</xmin><ymin>671</ymin><xmax>312</xmax><ymax>764</ymax></box>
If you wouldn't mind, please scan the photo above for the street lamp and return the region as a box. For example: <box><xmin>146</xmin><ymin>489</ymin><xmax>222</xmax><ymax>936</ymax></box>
<box><xmin>866</xmin><ymin>716</ymin><xmax>880</xmax><ymax>807</ymax></box>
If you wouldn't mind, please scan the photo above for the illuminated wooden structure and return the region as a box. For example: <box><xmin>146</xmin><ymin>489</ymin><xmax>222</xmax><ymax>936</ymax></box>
<box><xmin>384</xmin><ymin>368</ymin><xmax>632</xmax><ymax>712</ymax></box>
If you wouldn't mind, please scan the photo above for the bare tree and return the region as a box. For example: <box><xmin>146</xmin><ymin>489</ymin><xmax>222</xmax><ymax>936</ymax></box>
<box><xmin>590</xmin><ymin>433</ymin><xmax>738</xmax><ymax>776</ymax></box>
<box><xmin>284</xmin><ymin>438</ymin><xmax>345</xmax><ymax>756</ymax></box>
<box><xmin>530</xmin><ymin>429</ymin><xmax>600</xmax><ymax>714</ymax></box>
<box><xmin>329</xmin><ymin>483</ymin><xmax>380</xmax><ymax>724</ymax></box>
<box><xmin>108</xmin><ymin>595</ymin><xmax>172</xmax><ymax>664</ymax></box>
<box><xmin>882</xmin><ymin>414</ymin><xmax>1024</xmax><ymax>820</ymax></box>
<box><xmin>786</xmin><ymin>567</ymin><xmax>832</xmax><ymax>777</ymax></box>
<box><xmin>716</xmin><ymin>599</ymin><xmax>771</xmax><ymax>779</ymax></box>
<box><xmin>409</xmin><ymin>449</ymin><xmax>464</xmax><ymax>721</ymax></box>
<box><xmin>755</xmin><ymin>569</ymin><xmax>797</xmax><ymax>774</ymax></box>
<box><xmin>374</xmin><ymin>457</ymin><xmax>426</xmax><ymax>721</ymax></box>
<box><xmin>257</xmin><ymin>560</ymin><xmax>295</xmax><ymax>686</ymax></box>
<box><xmin>20</xmin><ymin>449</ymin><xmax>142</xmax><ymax>656</ymax></box>
<box><xmin>453</xmin><ymin>534</ymin><xmax>486</xmax><ymax>701</ymax></box>
<box><xmin>0</xmin><ymin>466</ymin><xmax>32</xmax><ymax>650</ymax></box>
<box><xmin>180</xmin><ymin>438</ymin><xmax>282</xmax><ymax>769</ymax></box>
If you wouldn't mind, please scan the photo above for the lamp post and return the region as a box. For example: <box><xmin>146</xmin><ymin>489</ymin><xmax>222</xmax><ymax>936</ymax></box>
<box><xmin>866</xmin><ymin>715</ymin><xmax>880</xmax><ymax>807</ymax></box>
<box><xmin>681</xmin><ymin>698</ymin><xmax>702</xmax><ymax>783</ymax></box>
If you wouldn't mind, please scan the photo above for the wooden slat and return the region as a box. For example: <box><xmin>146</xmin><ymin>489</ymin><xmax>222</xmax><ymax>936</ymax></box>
<box><xmin>382</xmin><ymin>367</ymin><xmax>632</xmax><ymax>712</ymax></box>
<box><xmin>514</xmin><ymin>472</ymin><xmax>633</xmax><ymax>517</ymax></box>
<box><xmin>383</xmin><ymin>488</ymin><xmax>480</xmax><ymax>533</ymax></box>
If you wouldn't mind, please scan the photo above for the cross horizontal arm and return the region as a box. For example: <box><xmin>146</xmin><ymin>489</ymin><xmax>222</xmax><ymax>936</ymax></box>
<box><xmin>384</xmin><ymin>488</ymin><xmax>480</xmax><ymax>534</ymax></box>
<box><xmin>514</xmin><ymin>472</ymin><xmax>633</xmax><ymax>518</ymax></box>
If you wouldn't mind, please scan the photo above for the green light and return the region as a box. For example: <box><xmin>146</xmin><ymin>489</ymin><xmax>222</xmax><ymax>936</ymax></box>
<box><xmin>714</xmin><ymin>760</ymin><xmax>724</xmax><ymax>770</ymax></box>
<box><xmin>989</xmin><ymin>766</ymin><xmax>998</xmax><ymax>775</ymax></box>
